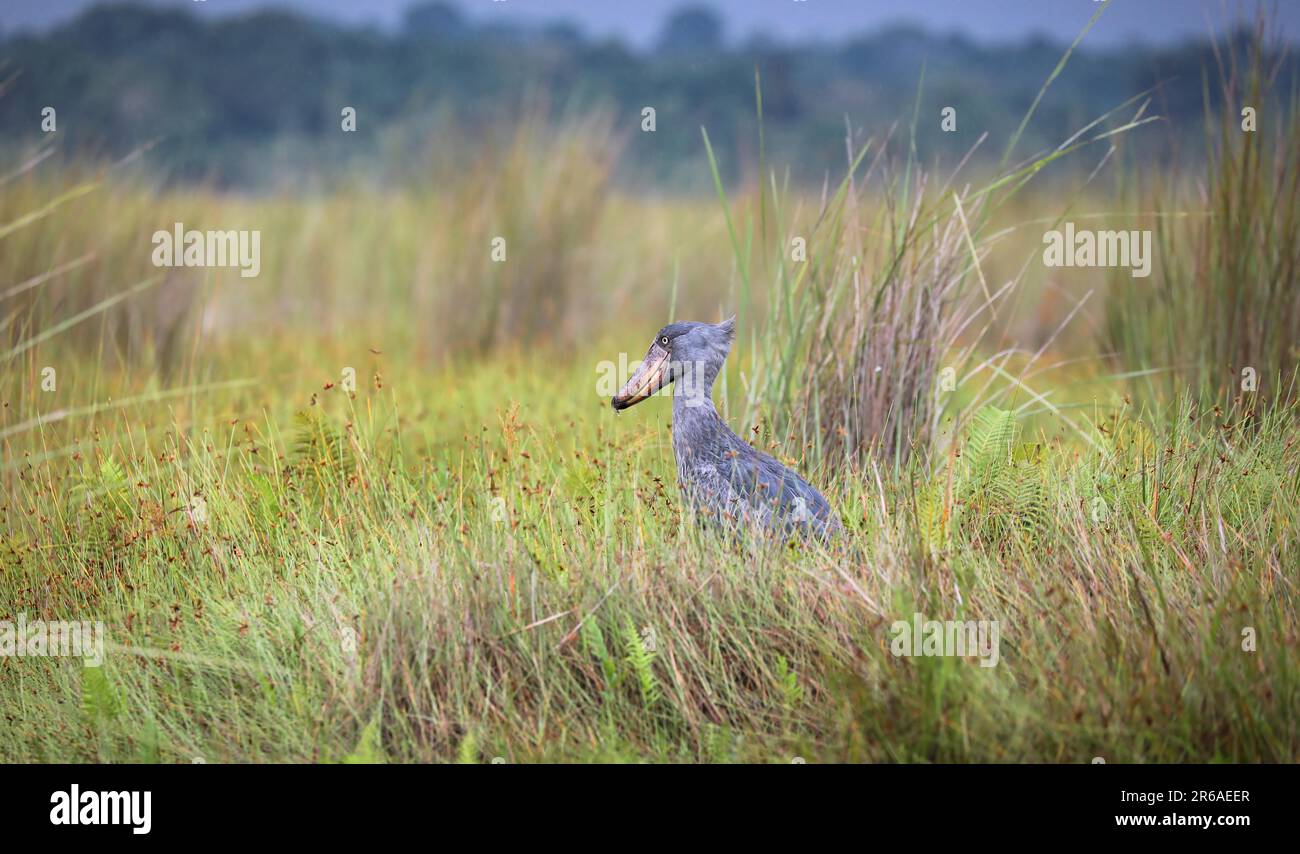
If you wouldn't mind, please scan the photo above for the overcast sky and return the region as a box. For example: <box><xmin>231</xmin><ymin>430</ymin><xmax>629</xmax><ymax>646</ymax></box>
<box><xmin>2</xmin><ymin>0</ymin><xmax>1295</xmax><ymax>47</ymax></box>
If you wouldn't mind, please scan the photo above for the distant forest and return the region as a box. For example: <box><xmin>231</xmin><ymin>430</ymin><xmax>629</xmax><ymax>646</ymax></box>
<box><xmin>0</xmin><ymin>2</ymin><xmax>1291</xmax><ymax>190</ymax></box>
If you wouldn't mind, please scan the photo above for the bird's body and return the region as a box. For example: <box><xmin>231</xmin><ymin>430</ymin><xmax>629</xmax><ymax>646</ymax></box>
<box><xmin>612</xmin><ymin>317</ymin><xmax>841</xmax><ymax>540</ymax></box>
<box><xmin>670</xmin><ymin>390</ymin><xmax>842</xmax><ymax>539</ymax></box>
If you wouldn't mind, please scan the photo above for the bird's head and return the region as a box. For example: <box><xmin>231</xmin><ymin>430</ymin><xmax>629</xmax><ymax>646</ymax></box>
<box><xmin>611</xmin><ymin>316</ymin><xmax>735</xmax><ymax>411</ymax></box>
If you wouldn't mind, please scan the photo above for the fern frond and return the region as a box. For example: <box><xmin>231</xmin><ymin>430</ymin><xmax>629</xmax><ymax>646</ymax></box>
<box><xmin>623</xmin><ymin>618</ymin><xmax>660</xmax><ymax>707</ymax></box>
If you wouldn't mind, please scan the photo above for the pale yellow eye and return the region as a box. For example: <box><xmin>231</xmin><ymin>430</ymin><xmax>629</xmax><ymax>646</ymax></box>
<box><xmin>660</xmin><ymin>336</ymin><xmax>669</xmax><ymax>346</ymax></box>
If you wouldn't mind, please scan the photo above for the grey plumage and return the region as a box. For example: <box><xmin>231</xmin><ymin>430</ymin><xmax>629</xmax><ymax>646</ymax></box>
<box><xmin>612</xmin><ymin>317</ymin><xmax>842</xmax><ymax>540</ymax></box>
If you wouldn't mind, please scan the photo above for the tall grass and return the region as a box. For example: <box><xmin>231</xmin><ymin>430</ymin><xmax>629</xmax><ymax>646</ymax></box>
<box><xmin>743</xmin><ymin>135</ymin><xmax>1001</xmax><ymax>469</ymax></box>
<box><xmin>0</xmin><ymin>112</ymin><xmax>622</xmax><ymax>371</ymax></box>
<box><xmin>433</xmin><ymin>108</ymin><xmax>618</xmax><ymax>354</ymax></box>
<box><xmin>1105</xmin><ymin>16</ymin><xmax>1300</xmax><ymax>408</ymax></box>
<box><xmin>2</xmin><ymin>357</ymin><xmax>1294</xmax><ymax>761</ymax></box>
<box><xmin>0</xmin><ymin>164</ymin><xmax>196</xmax><ymax>368</ymax></box>
<box><xmin>713</xmin><ymin>11</ymin><xmax>1154</xmax><ymax>472</ymax></box>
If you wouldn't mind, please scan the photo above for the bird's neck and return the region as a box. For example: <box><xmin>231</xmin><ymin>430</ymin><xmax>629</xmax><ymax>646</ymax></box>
<box><xmin>671</xmin><ymin>378</ymin><xmax>720</xmax><ymax>423</ymax></box>
<box><xmin>670</xmin><ymin>381</ymin><xmax>742</xmax><ymax>475</ymax></box>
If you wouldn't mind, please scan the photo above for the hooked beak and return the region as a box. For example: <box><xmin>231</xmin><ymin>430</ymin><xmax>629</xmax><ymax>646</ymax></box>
<box><xmin>612</xmin><ymin>341</ymin><xmax>671</xmax><ymax>410</ymax></box>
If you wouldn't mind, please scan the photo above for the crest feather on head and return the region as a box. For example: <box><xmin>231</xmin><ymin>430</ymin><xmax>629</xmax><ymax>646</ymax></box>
<box><xmin>715</xmin><ymin>315</ymin><xmax>736</xmax><ymax>345</ymax></box>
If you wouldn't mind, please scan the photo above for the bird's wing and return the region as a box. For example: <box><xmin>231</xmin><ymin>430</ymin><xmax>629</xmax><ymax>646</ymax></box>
<box><xmin>714</xmin><ymin>443</ymin><xmax>839</xmax><ymax>534</ymax></box>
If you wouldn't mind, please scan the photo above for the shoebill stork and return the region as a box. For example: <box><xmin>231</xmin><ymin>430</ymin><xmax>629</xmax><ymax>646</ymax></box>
<box><xmin>611</xmin><ymin>317</ymin><xmax>842</xmax><ymax>540</ymax></box>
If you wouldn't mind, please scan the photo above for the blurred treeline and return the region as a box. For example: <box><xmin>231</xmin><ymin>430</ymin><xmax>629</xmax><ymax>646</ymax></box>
<box><xmin>0</xmin><ymin>1</ymin><xmax>1294</xmax><ymax>190</ymax></box>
